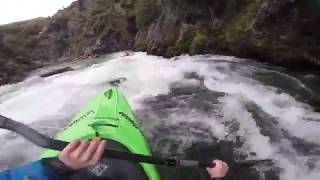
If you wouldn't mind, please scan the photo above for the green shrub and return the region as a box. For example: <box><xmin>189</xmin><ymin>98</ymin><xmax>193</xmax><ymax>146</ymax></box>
<box><xmin>90</xmin><ymin>0</ymin><xmax>112</xmax><ymax>16</ymax></box>
<box><xmin>190</xmin><ymin>31</ymin><xmax>207</xmax><ymax>53</ymax></box>
<box><xmin>135</xmin><ymin>0</ymin><xmax>160</xmax><ymax>27</ymax></box>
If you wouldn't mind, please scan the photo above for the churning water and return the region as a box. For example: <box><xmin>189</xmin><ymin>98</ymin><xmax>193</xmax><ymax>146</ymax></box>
<box><xmin>0</xmin><ymin>52</ymin><xmax>319</xmax><ymax>180</ymax></box>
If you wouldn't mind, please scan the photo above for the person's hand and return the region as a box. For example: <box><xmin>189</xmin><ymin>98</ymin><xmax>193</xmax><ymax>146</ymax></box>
<box><xmin>206</xmin><ymin>160</ymin><xmax>229</xmax><ymax>179</ymax></box>
<box><xmin>58</xmin><ymin>137</ymin><xmax>107</xmax><ymax>170</ymax></box>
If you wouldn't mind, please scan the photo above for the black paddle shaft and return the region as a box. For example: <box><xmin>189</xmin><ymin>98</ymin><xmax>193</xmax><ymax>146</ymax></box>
<box><xmin>0</xmin><ymin>115</ymin><xmax>215</xmax><ymax>168</ymax></box>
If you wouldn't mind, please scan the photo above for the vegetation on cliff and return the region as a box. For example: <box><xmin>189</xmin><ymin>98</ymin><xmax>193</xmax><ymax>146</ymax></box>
<box><xmin>0</xmin><ymin>0</ymin><xmax>319</xmax><ymax>84</ymax></box>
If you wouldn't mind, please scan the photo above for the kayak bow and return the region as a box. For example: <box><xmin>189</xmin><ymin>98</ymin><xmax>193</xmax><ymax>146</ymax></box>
<box><xmin>42</xmin><ymin>87</ymin><xmax>160</xmax><ymax>180</ymax></box>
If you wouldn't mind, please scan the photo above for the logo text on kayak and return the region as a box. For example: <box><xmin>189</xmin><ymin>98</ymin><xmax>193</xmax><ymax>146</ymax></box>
<box><xmin>63</xmin><ymin>110</ymin><xmax>95</xmax><ymax>131</ymax></box>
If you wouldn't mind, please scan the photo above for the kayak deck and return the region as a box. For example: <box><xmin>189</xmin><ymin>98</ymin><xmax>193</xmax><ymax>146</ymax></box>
<box><xmin>42</xmin><ymin>87</ymin><xmax>160</xmax><ymax>180</ymax></box>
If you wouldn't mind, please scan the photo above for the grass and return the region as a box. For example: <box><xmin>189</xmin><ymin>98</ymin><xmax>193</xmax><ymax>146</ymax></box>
<box><xmin>222</xmin><ymin>0</ymin><xmax>263</xmax><ymax>46</ymax></box>
<box><xmin>135</xmin><ymin>0</ymin><xmax>160</xmax><ymax>27</ymax></box>
<box><xmin>190</xmin><ymin>31</ymin><xmax>208</xmax><ymax>53</ymax></box>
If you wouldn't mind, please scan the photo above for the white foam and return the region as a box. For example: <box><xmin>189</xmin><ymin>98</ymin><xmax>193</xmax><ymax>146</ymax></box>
<box><xmin>0</xmin><ymin>52</ymin><xmax>319</xmax><ymax>180</ymax></box>
<box><xmin>204</xmin><ymin>72</ymin><xmax>320</xmax><ymax>145</ymax></box>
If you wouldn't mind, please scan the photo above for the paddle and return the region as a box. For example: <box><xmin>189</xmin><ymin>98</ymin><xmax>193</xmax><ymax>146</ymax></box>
<box><xmin>0</xmin><ymin>115</ymin><xmax>272</xmax><ymax>169</ymax></box>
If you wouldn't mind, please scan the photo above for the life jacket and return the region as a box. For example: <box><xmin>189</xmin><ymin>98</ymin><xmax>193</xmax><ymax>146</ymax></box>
<box><xmin>0</xmin><ymin>140</ymin><xmax>149</xmax><ymax>180</ymax></box>
<box><xmin>0</xmin><ymin>161</ymin><xmax>57</xmax><ymax>180</ymax></box>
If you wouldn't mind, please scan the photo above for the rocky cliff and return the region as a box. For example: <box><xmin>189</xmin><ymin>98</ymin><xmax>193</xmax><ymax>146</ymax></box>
<box><xmin>0</xmin><ymin>0</ymin><xmax>319</xmax><ymax>84</ymax></box>
<box><xmin>135</xmin><ymin>0</ymin><xmax>320</xmax><ymax>65</ymax></box>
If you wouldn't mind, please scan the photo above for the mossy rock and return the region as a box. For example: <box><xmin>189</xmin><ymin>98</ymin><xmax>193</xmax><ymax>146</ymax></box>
<box><xmin>190</xmin><ymin>31</ymin><xmax>208</xmax><ymax>54</ymax></box>
<box><xmin>135</xmin><ymin>0</ymin><xmax>161</xmax><ymax>27</ymax></box>
<box><xmin>222</xmin><ymin>0</ymin><xmax>263</xmax><ymax>46</ymax></box>
<box><xmin>89</xmin><ymin>0</ymin><xmax>115</xmax><ymax>16</ymax></box>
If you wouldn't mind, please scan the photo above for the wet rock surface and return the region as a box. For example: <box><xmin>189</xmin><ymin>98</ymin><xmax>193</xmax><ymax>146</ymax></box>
<box><xmin>0</xmin><ymin>0</ymin><xmax>320</xmax><ymax>85</ymax></box>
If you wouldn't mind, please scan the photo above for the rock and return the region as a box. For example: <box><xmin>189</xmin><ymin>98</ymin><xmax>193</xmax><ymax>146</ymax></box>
<box><xmin>0</xmin><ymin>0</ymin><xmax>320</xmax><ymax>85</ymax></box>
<box><xmin>15</xmin><ymin>56</ymin><xmax>29</xmax><ymax>65</ymax></box>
<box><xmin>40</xmin><ymin>67</ymin><xmax>74</xmax><ymax>78</ymax></box>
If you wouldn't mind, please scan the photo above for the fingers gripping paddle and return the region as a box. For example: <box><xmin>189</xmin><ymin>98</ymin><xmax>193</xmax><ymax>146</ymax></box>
<box><xmin>0</xmin><ymin>115</ymin><xmax>272</xmax><ymax>169</ymax></box>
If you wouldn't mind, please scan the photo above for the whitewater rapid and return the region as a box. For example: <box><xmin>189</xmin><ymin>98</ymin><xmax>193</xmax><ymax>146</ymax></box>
<box><xmin>0</xmin><ymin>52</ymin><xmax>319</xmax><ymax>180</ymax></box>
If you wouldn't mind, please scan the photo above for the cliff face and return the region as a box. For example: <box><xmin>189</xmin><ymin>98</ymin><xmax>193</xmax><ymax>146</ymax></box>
<box><xmin>0</xmin><ymin>0</ymin><xmax>319</xmax><ymax>84</ymax></box>
<box><xmin>136</xmin><ymin>0</ymin><xmax>320</xmax><ymax>66</ymax></box>
<box><xmin>0</xmin><ymin>0</ymin><xmax>137</xmax><ymax>84</ymax></box>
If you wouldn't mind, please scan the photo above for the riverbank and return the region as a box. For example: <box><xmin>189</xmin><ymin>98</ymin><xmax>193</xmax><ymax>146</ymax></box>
<box><xmin>0</xmin><ymin>0</ymin><xmax>319</xmax><ymax>85</ymax></box>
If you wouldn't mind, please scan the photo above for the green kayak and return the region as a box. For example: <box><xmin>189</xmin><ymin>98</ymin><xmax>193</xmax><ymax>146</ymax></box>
<box><xmin>42</xmin><ymin>87</ymin><xmax>160</xmax><ymax>180</ymax></box>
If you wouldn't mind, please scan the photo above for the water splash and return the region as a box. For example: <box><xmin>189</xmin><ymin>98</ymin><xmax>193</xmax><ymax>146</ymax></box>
<box><xmin>0</xmin><ymin>52</ymin><xmax>319</xmax><ymax>180</ymax></box>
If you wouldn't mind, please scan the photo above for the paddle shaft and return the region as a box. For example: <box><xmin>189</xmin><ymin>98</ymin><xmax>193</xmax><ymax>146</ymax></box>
<box><xmin>0</xmin><ymin>115</ymin><xmax>214</xmax><ymax>168</ymax></box>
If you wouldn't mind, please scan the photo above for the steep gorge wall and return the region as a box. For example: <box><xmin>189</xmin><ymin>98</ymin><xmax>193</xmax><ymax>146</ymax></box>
<box><xmin>135</xmin><ymin>0</ymin><xmax>320</xmax><ymax>67</ymax></box>
<box><xmin>0</xmin><ymin>0</ymin><xmax>319</xmax><ymax>84</ymax></box>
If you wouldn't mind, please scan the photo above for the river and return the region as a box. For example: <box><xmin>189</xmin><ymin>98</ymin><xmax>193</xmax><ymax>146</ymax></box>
<box><xmin>0</xmin><ymin>52</ymin><xmax>319</xmax><ymax>180</ymax></box>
